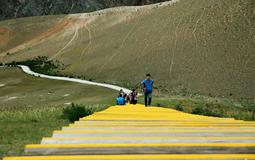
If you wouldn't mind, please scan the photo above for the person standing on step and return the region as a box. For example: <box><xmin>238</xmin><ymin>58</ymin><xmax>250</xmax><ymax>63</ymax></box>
<box><xmin>141</xmin><ymin>73</ymin><xmax>154</xmax><ymax>107</ymax></box>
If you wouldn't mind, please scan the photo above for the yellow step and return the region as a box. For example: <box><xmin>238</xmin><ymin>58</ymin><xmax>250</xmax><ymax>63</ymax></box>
<box><xmin>80</xmin><ymin>105</ymin><xmax>245</xmax><ymax>121</ymax></box>
<box><xmin>26</xmin><ymin>143</ymin><xmax>255</xmax><ymax>148</ymax></box>
<box><xmin>3</xmin><ymin>154</ymin><xmax>255</xmax><ymax>160</ymax></box>
<box><xmin>53</xmin><ymin>129</ymin><xmax>255</xmax><ymax>133</ymax></box>
<box><xmin>70</xmin><ymin>124</ymin><xmax>255</xmax><ymax>128</ymax></box>
<box><xmin>5</xmin><ymin>104</ymin><xmax>255</xmax><ymax>160</ymax></box>
<box><xmin>68</xmin><ymin>124</ymin><xmax>255</xmax><ymax>128</ymax></box>
<box><xmin>42</xmin><ymin>136</ymin><xmax>255</xmax><ymax>141</ymax></box>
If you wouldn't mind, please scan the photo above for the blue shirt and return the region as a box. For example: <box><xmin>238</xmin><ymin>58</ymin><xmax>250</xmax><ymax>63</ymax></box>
<box><xmin>116</xmin><ymin>97</ymin><xmax>125</xmax><ymax>105</ymax></box>
<box><xmin>142</xmin><ymin>79</ymin><xmax>154</xmax><ymax>93</ymax></box>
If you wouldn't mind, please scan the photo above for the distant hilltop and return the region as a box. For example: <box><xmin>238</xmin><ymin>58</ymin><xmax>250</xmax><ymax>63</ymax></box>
<box><xmin>0</xmin><ymin>0</ymin><xmax>169</xmax><ymax>20</ymax></box>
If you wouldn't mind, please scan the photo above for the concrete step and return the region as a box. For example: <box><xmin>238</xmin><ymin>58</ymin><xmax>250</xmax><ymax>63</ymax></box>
<box><xmin>55</xmin><ymin>129</ymin><xmax>255</xmax><ymax>133</ymax></box>
<box><xmin>74</xmin><ymin>121</ymin><xmax>255</xmax><ymax>125</ymax></box>
<box><xmin>41</xmin><ymin>138</ymin><xmax>255</xmax><ymax>144</ymax></box>
<box><xmin>81</xmin><ymin>115</ymin><xmax>242</xmax><ymax>121</ymax></box>
<box><xmin>80</xmin><ymin>117</ymin><xmax>239</xmax><ymax>121</ymax></box>
<box><xmin>41</xmin><ymin>136</ymin><xmax>255</xmax><ymax>140</ymax></box>
<box><xmin>51</xmin><ymin>129</ymin><xmax>255</xmax><ymax>137</ymax></box>
<box><xmin>62</xmin><ymin>126</ymin><xmax>255</xmax><ymax>131</ymax></box>
<box><xmin>52</xmin><ymin>132</ymin><xmax>255</xmax><ymax>137</ymax></box>
<box><xmin>80</xmin><ymin>117</ymin><xmax>248</xmax><ymax>120</ymax></box>
<box><xmin>24</xmin><ymin>143</ymin><xmax>255</xmax><ymax>155</ymax></box>
<box><xmin>4</xmin><ymin>154</ymin><xmax>255</xmax><ymax>160</ymax></box>
<box><xmin>70</xmin><ymin>124</ymin><xmax>255</xmax><ymax>128</ymax></box>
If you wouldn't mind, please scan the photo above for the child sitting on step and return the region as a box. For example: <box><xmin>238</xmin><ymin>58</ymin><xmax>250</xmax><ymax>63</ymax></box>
<box><xmin>116</xmin><ymin>94</ymin><xmax>125</xmax><ymax>105</ymax></box>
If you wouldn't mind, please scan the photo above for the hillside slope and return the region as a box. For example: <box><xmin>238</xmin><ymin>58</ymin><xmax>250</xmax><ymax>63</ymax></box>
<box><xmin>0</xmin><ymin>0</ymin><xmax>168</xmax><ymax>20</ymax></box>
<box><xmin>0</xmin><ymin>0</ymin><xmax>254</xmax><ymax>98</ymax></box>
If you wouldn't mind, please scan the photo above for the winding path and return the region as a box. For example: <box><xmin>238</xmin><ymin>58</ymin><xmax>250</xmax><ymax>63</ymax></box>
<box><xmin>18</xmin><ymin>65</ymin><xmax>131</xmax><ymax>94</ymax></box>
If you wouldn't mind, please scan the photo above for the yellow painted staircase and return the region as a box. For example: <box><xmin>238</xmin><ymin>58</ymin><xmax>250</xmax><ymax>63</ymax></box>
<box><xmin>4</xmin><ymin>104</ymin><xmax>255</xmax><ymax>160</ymax></box>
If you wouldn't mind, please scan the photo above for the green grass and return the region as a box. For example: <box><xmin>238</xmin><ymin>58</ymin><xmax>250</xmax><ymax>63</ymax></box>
<box><xmin>0</xmin><ymin>104</ymin><xmax>109</xmax><ymax>158</ymax></box>
<box><xmin>0</xmin><ymin>67</ymin><xmax>117</xmax><ymax>111</ymax></box>
<box><xmin>0</xmin><ymin>67</ymin><xmax>116</xmax><ymax>158</ymax></box>
<box><xmin>146</xmin><ymin>95</ymin><xmax>255</xmax><ymax>121</ymax></box>
<box><xmin>0</xmin><ymin>109</ymin><xmax>68</xmax><ymax>157</ymax></box>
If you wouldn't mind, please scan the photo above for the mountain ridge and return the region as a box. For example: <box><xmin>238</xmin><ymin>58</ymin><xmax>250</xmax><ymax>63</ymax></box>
<box><xmin>0</xmin><ymin>0</ymin><xmax>169</xmax><ymax>20</ymax></box>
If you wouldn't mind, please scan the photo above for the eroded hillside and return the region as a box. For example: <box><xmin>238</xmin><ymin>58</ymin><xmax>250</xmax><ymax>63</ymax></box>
<box><xmin>0</xmin><ymin>0</ymin><xmax>254</xmax><ymax>98</ymax></box>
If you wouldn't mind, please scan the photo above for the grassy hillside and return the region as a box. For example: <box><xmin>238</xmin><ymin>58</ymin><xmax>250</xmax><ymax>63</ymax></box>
<box><xmin>0</xmin><ymin>67</ymin><xmax>116</xmax><ymax>110</ymax></box>
<box><xmin>0</xmin><ymin>67</ymin><xmax>116</xmax><ymax>157</ymax></box>
<box><xmin>0</xmin><ymin>0</ymin><xmax>254</xmax><ymax>98</ymax></box>
<box><xmin>0</xmin><ymin>15</ymin><xmax>65</xmax><ymax>53</ymax></box>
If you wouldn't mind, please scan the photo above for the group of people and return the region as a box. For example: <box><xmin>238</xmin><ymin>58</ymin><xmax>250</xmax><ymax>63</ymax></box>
<box><xmin>116</xmin><ymin>89</ymin><xmax>138</xmax><ymax>105</ymax></box>
<box><xmin>116</xmin><ymin>73</ymin><xmax>154</xmax><ymax>107</ymax></box>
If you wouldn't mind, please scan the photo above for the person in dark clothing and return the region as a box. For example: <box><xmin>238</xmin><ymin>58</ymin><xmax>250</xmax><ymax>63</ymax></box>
<box><xmin>129</xmin><ymin>89</ymin><xmax>138</xmax><ymax>104</ymax></box>
<box><xmin>141</xmin><ymin>74</ymin><xmax>154</xmax><ymax>107</ymax></box>
<box><xmin>119</xmin><ymin>89</ymin><xmax>127</xmax><ymax>99</ymax></box>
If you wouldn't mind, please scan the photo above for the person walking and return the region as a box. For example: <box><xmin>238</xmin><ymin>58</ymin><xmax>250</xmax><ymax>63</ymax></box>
<box><xmin>141</xmin><ymin>74</ymin><xmax>154</xmax><ymax>107</ymax></box>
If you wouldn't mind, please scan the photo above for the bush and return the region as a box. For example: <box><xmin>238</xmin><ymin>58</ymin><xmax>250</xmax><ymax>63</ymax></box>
<box><xmin>156</xmin><ymin>103</ymin><xmax>162</xmax><ymax>107</ymax></box>
<box><xmin>192</xmin><ymin>105</ymin><xmax>223</xmax><ymax>117</ymax></box>
<box><xmin>192</xmin><ymin>106</ymin><xmax>207</xmax><ymax>115</ymax></box>
<box><xmin>9</xmin><ymin>61</ymin><xmax>16</xmax><ymax>65</ymax></box>
<box><xmin>175</xmin><ymin>104</ymin><xmax>183</xmax><ymax>111</ymax></box>
<box><xmin>62</xmin><ymin>103</ymin><xmax>94</xmax><ymax>122</ymax></box>
<box><xmin>247</xmin><ymin>105</ymin><xmax>255</xmax><ymax>120</ymax></box>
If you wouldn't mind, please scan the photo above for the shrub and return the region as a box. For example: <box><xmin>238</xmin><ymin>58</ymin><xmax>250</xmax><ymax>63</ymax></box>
<box><xmin>7</xmin><ymin>56</ymin><xmax>65</xmax><ymax>75</ymax></box>
<box><xmin>62</xmin><ymin>103</ymin><xmax>94</xmax><ymax>122</ymax></box>
<box><xmin>9</xmin><ymin>61</ymin><xmax>16</xmax><ymax>65</ymax></box>
<box><xmin>247</xmin><ymin>105</ymin><xmax>255</xmax><ymax>120</ymax></box>
<box><xmin>156</xmin><ymin>103</ymin><xmax>162</xmax><ymax>107</ymax></box>
<box><xmin>192</xmin><ymin>105</ymin><xmax>223</xmax><ymax>117</ymax></box>
<box><xmin>192</xmin><ymin>106</ymin><xmax>206</xmax><ymax>115</ymax></box>
<box><xmin>175</xmin><ymin>104</ymin><xmax>183</xmax><ymax>111</ymax></box>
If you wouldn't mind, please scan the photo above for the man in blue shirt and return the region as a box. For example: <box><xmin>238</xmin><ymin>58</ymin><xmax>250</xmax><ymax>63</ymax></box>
<box><xmin>141</xmin><ymin>74</ymin><xmax>154</xmax><ymax>107</ymax></box>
